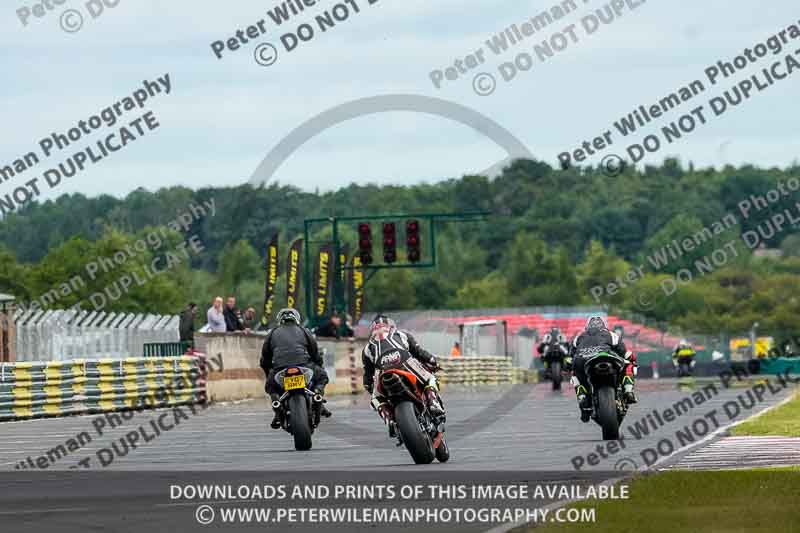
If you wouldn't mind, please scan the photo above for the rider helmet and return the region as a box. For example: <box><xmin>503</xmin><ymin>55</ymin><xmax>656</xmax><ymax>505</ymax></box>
<box><xmin>276</xmin><ymin>308</ymin><xmax>302</xmax><ymax>325</ymax></box>
<box><xmin>370</xmin><ymin>314</ymin><xmax>397</xmax><ymax>341</ymax></box>
<box><xmin>585</xmin><ymin>316</ymin><xmax>608</xmax><ymax>333</ymax></box>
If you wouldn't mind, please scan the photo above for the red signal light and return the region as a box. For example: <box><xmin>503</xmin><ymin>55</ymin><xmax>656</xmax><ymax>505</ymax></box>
<box><xmin>383</xmin><ymin>222</ymin><xmax>397</xmax><ymax>264</ymax></box>
<box><xmin>406</xmin><ymin>219</ymin><xmax>421</xmax><ymax>263</ymax></box>
<box><xmin>358</xmin><ymin>223</ymin><xmax>373</xmax><ymax>265</ymax></box>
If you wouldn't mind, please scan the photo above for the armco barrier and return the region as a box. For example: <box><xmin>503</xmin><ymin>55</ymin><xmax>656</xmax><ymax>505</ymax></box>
<box><xmin>0</xmin><ymin>356</ymin><xmax>206</xmax><ymax>422</ymax></box>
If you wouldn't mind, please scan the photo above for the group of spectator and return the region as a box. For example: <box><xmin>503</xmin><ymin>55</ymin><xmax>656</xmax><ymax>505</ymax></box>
<box><xmin>206</xmin><ymin>296</ymin><xmax>258</xmax><ymax>333</ymax></box>
<box><xmin>178</xmin><ymin>297</ymin><xmax>260</xmax><ymax>347</ymax></box>
<box><xmin>178</xmin><ymin>299</ymin><xmax>362</xmax><ymax>347</ymax></box>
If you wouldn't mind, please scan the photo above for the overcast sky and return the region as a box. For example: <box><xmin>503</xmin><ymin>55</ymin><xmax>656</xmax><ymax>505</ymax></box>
<box><xmin>2</xmin><ymin>0</ymin><xmax>799</xmax><ymax>202</ymax></box>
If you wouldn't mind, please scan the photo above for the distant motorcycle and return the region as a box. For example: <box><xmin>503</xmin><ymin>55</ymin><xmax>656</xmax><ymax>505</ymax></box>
<box><xmin>579</xmin><ymin>350</ymin><xmax>632</xmax><ymax>440</ymax></box>
<box><xmin>674</xmin><ymin>355</ymin><xmax>696</xmax><ymax>377</ymax></box>
<box><xmin>542</xmin><ymin>345</ymin><xmax>568</xmax><ymax>390</ymax></box>
<box><xmin>273</xmin><ymin>366</ymin><xmax>325</xmax><ymax>451</ymax></box>
<box><xmin>373</xmin><ymin>349</ymin><xmax>449</xmax><ymax>464</ymax></box>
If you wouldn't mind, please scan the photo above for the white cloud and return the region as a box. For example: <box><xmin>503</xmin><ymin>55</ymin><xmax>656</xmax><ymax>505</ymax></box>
<box><xmin>2</xmin><ymin>0</ymin><xmax>800</xmax><ymax>200</ymax></box>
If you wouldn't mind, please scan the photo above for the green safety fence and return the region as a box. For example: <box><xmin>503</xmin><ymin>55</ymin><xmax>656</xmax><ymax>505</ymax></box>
<box><xmin>758</xmin><ymin>357</ymin><xmax>800</xmax><ymax>376</ymax></box>
<box><xmin>143</xmin><ymin>342</ymin><xmax>192</xmax><ymax>357</ymax></box>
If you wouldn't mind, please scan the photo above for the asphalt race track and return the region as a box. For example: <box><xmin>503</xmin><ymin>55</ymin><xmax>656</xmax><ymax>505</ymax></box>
<box><xmin>0</xmin><ymin>377</ymin><xmax>795</xmax><ymax>532</ymax></box>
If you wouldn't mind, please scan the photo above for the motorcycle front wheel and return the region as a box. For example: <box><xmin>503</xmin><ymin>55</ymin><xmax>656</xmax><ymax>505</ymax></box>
<box><xmin>395</xmin><ymin>401</ymin><xmax>435</xmax><ymax>464</ymax></box>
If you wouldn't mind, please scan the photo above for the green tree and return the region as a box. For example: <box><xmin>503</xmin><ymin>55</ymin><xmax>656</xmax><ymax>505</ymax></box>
<box><xmin>217</xmin><ymin>240</ymin><xmax>261</xmax><ymax>295</ymax></box>
<box><xmin>450</xmin><ymin>273</ymin><xmax>510</xmax><ymax>308</ymax></box>
<box><xmin>575</xmin><ymin>241</ymin><xmax>631</xmax><ymax>306</ymax></box>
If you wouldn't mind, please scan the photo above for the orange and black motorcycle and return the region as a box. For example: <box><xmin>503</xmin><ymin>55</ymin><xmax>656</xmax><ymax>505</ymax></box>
<box><xmin>372</xmin><ymin>348</ymin><xmax>450</xmax><ymax>464</ymax></box>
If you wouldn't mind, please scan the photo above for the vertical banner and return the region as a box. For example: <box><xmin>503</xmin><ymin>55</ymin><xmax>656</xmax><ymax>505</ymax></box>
<box><xmin>286</xmin><ymin>238</ymin><xmax>303</xmax><ymax>310</ymax></box>
<box><xmin>349</xmin><ymin>255</ymin><xmax>365</xmax><ymax>323</ymax></box>
<box><xmin>314</xmin><ymin>244</ymin><xmax>333</xmax><ymax>319</ymax></box>
<box><xmin>260</xmin><ymin>234</ymin><xmax>279</xmax><ymax>328</ymax></box>
<box><xmin>339</xmin><ymin>245</ymin><xmax>348</xmax><ymax>284</ymax></box>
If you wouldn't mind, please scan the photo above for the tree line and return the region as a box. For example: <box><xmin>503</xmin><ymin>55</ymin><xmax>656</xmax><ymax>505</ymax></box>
<box><xmin>1</xmin><ymin>158</ymin><xmax>799</xmax><ymax>335</ymax></box>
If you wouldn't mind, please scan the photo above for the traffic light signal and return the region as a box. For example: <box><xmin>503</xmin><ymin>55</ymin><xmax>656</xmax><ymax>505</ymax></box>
<box><xmin>383</xmin><ymin>222</ymin><xmax>397</xmax><ymax>263</ymax></box>
<box><xmin>406</xmin><ymin>219</ymin><xmax>421</xmax><ymax>263</ymax></box>
<box><xmin>358</xmin><ymin>223</ymin><xmax>373</xmax><ymax>265</ymax></box>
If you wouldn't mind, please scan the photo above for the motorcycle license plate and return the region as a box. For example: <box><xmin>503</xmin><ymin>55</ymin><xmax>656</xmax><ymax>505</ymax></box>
<box><xmin>283</xmin><ymin>375</ymin><xmax>305</xmax><ymax>390</ymax></box>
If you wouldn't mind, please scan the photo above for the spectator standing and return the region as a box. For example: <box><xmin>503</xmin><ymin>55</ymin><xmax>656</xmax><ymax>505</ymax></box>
<box><xmin>224</xmin><ymin>296</ymin><xmax>245</xmax><ymax>332</ymax></box>
<box><xmin>206</xmin><ymin>297</ymin><xmax>227</xmax><ymax>333</ymax></box>
<box><xmin>243</xmin><ymin>307</ymin><xmax>258</xmax><ymax>332</ymax></box>
<box><xmin>316</xmin><ymin>312</ymin><xmax>343</xmax><ymax>338</ymax></box>
<box><xmin>342</xmin><ymin>313</ymin><xmax>355</xmax><ymax>338</ymax></box>
<box><xmin>179</xmin><ymin>302</ymin><xmax>197</xmax><ymax>347</ymax></box>
<box><xmin>450</xmin><ymin>341</ymin><xmax>462</xmax><ymax>357</ymax></box>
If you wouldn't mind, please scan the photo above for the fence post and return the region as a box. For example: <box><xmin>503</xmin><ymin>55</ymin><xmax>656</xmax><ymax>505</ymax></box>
<box><xmin>0</xmin><ymin>310</ymin><xmax>11</xmax><ymax>362</ymax></box>
<box><xmin>348</xmin><ymin>341</ymin><xmax>359</xmax><ymax>395</ymax></box>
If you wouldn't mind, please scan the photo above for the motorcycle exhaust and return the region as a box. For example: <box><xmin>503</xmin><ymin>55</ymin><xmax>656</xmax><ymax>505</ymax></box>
<box><xmin>313</xmin><ymin>394</ymin><xmax>324</xmax><ymax>403</ymax></box>
<box><xmin>271</xmin><ymin>400</ymin><xmax>281</xmax><ymax>409</ymax></box>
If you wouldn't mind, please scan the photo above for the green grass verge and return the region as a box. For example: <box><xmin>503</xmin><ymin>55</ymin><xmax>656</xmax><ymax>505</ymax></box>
<box><xmin>526</xmin><ymin>469</ymin><xmax>800</xmax><ymax>533</ymax></box>
<box><xmin>732</xmin><ymin>393</ymin><xmax>800</xmax><ymax>437</ymax></box>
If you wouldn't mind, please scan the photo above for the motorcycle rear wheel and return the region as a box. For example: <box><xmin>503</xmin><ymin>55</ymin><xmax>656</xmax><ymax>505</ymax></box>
<box><xmin>597</xmin><ymin>385</ymin><xmax>620</xmax><ymax>440</ymax></box>
<box><xmin>551</xmin><ymin>360</ymin><xmax>562</xmax><ymax>390</ymax></box>
<box><xmin>395</xmin><ymin>401</ymin><xmax>435</xmax><ymax>464</ymax></box>
<box><xmin>288</xmin><ymin>395</ymin><xmax>313</xmax><ymax>451</ymax></box>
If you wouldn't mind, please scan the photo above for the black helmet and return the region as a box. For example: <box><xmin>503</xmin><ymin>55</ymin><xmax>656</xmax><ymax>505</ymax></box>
<box><xmin>277</xmin><ymin>308</ymin><xmax>301</xmax><ymax>325</ymax></box>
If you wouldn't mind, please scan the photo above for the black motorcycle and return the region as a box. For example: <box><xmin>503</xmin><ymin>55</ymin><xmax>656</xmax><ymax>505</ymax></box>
<box><xmin>273</xmin><ymin>366</ymin><xmax>324</xmax><ymax>451</ymax></box>
<box><xmin>373</xmin><ymin>348</ymin><xmax>449</xmax><ymax>464</ymax></box>
<box><xmin>543</xmin><ymin>345</ymin><xmax>568</xmax><ymax>390</ymax></box>
<box><xmin>582</xmin><ymin>351</ymin><xmax>631</xmax><ymax>440</ymax></box>
<box><xmin>675</xmin><ymin>355</ymin><xmax>696</xmax><ymax>377</ymax></box>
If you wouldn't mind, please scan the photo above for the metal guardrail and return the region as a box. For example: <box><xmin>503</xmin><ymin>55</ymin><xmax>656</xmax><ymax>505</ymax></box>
<box><xmin>0</xmin><ymin>355</ymin><xmax>207</xmax><ymax>422</ymax></box>
<box><xmin>14</xmin><ymin>309</ymin><xmax>180</xmax><ymax>362</ymax></box>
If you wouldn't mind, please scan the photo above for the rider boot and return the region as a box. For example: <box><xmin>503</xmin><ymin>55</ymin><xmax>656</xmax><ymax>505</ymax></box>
<box><xmin>269</xmin><ymin>393</ymin><xmax>283</xmax><ymax>429</ymax></box>
<box><xmin>377</xmin><ymin>402</ymin><xmax>398</xmax><ymax>438</ymax></box>
<box><xmin>424</xmin><ymin>386</ymin><xmax>445</xmax><ymax>420</ymax></box>
<box><xmin>622</xmin><ymin>374</ymin><xmax>638</xmax><ymax>404</ymax></box>
<box><xmin>313</xmin><ymin>386</ymin><xmax>332</xmax><ymax>418</ymax></box>
<box><xmin>623</xmin><ymin>353</ymin><xmax>638</xmax><ymax>404</ymax></box>
<box><xmin>574</xmin><ymin>384</ymin><xmax>592</xmax><ymax>423</ymax></box>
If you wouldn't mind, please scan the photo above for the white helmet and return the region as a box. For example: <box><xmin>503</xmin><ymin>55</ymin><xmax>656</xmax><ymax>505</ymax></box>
<box><xmin>370</xmin><ymin>315</ymin><xmax>397</xmax><ymax>341</ymax></box>
<box><xmin>585</xmin><ymin>316</ymin><xmax>607</xmax><ymax>332</ymax></box>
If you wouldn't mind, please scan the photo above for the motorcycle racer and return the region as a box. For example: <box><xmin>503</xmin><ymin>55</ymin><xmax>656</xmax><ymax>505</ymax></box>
<box><xmin>362</xmin><ymin>315</ymin><xmax>445</xmax><ymax>435</ymax></box>
<box><xmin>570</xmin><ymin>316</ymin><xmax>637</xmax><ymax>422</ymax></box>
<box><xmin>538</xmin><ymin>327</ymin><xmax>569</xmax><ymax>377</ymax></box>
